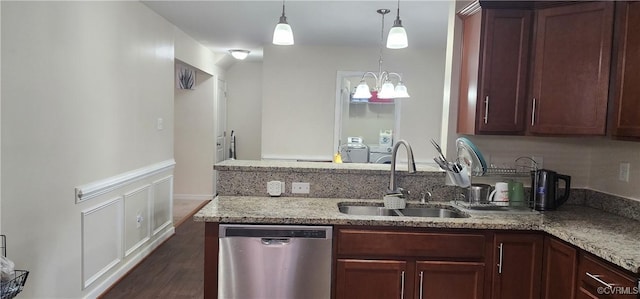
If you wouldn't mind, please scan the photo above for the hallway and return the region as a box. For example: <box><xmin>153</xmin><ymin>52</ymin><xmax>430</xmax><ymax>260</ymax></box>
<box><xmin>101</xmin><ymin>202</ymin><xmax>207</xmax><ymax>298</ymax></box>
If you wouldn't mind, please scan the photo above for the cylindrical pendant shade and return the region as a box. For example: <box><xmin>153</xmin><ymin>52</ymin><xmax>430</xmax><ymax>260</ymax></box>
<box><xmin>273</xmin><ymin>22</ymin><xmax>294</xmax><ymax>45</ymax></box>
<box><xmin>387</xmin><ymin>22</ymin><xmax>408</xmax><ymax>49</ymax></box>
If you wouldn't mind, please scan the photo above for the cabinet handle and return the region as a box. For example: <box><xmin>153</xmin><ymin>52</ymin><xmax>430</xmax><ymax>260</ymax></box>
<box><xmin>586</xmin><ymin>272</ymin><xmax>614</xmax><ymax>290</ymax></box>
<box><xmin>497</xmin><ymin>243</ymin><xmax>504</xmax><ymax>274</ymax></box>
<box><xmin>400</xmin><ymin>271</ymin><xmax>405</xmax><ymax>299</ymax></box>
<box><xmin>484</xmin><ymin>95</ymin><xmax>489</xmax><ymax>124</ymax></box>
<box><xmin>419</xmin><ymin>271</ymin><xmax>424</xmax><ymax>299</ymax></box>
<box><xmin>531</xmin><ymin>98</ymin><xmax>537</xmax><ymax>126</ymax></box>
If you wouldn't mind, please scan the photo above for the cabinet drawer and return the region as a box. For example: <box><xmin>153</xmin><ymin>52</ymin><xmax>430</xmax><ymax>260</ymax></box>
<box><xmin>337</xmin><ymin>229</ymin><xmax>486</xmax><ymax>259</ymax></box>
<box><xmin>578</xmin><ymin>253</ymin><xmax>638</xmax><ymax>298</ymax></box>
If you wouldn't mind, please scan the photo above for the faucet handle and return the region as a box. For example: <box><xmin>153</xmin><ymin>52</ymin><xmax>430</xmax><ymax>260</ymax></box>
<box><xmin>420</xmin><ymin>191</ymin><xmax>432</xmax><ymax>204</ymax></box>
<box><xmin>399</xmin><ymin>188</ymin><xmax>410</xmax><ymax>198</ymax></box>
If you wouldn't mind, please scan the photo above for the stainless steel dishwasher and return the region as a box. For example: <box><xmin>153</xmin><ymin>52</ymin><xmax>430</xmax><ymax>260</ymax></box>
<box><xmin>218</xmin><ymin>224</ymin><xmax>333</xmax><ymax>299</ymax></box>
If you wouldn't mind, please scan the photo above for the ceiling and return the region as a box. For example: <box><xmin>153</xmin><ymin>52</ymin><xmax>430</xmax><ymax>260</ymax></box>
<box><xmin>142</xmin><ymin>1</ymin><xmax>452</xmax><ymax>61</ymax></box>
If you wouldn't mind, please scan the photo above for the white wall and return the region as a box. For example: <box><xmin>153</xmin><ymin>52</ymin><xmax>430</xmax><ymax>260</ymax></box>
<box><xmin>174</xmin><ymin>64</ymin><xmax>215</xmax><ymax>199</ymax></box>
<box><xmin>172</xmin><ymin>28</ymin><xmax>225</xmax><ymax>199</ymax></box>
<box><xmin>0</xmin><ymin>0</ymin><xmax>3</xmax><ymax>234</ymax></box>
<box><xmin>1</xmin><ymin>2</ymin><xmax>180</xmax><ymax>297</ymax></box>
<box><xmin>261</xmin><ymin>44</ymin><xmax>447</xmax><ymax>162</ymax></box>
<box><xmin>226</xmin><ymin>61</ymin><xmax>263</xmax><ymax>160</ymax></box>
<box><xmin>589</xmin><ymin>140</ymin><xmax>640</xmax><ymax>200</ymax></box>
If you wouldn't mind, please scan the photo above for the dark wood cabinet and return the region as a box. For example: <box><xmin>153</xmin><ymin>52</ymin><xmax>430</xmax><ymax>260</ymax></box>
<box><xmin>334</xmin><ymin>227</ymin><xmax>489</xmax><ymax>299</ymax></box>
<box><xmin>577</xmin><ymin>253</ymin><xmax>638</xmax><ymax>299</ymax></box>
<box><xmin>529</xmin><ymin>2</ymin><xmax>614</xmax><ymax>135</ymax></box>
<box><xmin>543</xmin><ymin>236</ymin><xmax>578</xmax><ymax>299</ymax></box>
<box><xmin>335</xmin><ymin>259</ymin><xmax>407</xmax><ymax>299</ymax></box>
<box><xmin>492</xmin><ymin>233</ymin><xmax>544</xmax><ymax>299</ymax></box>
<box><xmin>457</xmin><ymin>3</ymin><xmax>532</xmax><ymax>135</ymax></box>
<box><xmin>417</xmin><ymin>261</ymin><xmax>485</xmax><ymax>299</ymax></box>
<box><xmin>610</xmin><ymin>1</ymin><xmax>640</xmax><ymax>139</ymax></box>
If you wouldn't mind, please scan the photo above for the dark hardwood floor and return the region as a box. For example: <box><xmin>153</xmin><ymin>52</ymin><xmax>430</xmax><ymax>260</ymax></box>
<box><xmin>100</xmin><ymin>219</ymin><xmax>204</xmax><ymax>298</ymax></box>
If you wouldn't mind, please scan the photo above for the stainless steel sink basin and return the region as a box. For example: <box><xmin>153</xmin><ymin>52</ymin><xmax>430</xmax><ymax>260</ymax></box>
<box><xmin>338</xmin><ymin>204</ymin><xmax>468</xmax><ymax>218</ymax></box>
<box><xmin>395</xmin><ymin>207</ymin><xmax>466</xmax><ymax>218</ymax></box>
<box><xmin>338</xmin><ymin>206</ymin><xmax>396</xmax><ymax>216</ymax></box>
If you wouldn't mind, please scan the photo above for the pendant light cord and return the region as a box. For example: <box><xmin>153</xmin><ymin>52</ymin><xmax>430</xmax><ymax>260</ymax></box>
<box><xmin>281</xmin><ymin>0</ymin><xmax>286</xmax><ymax>17</ymax></box>
<box><xmin>379</xmin><ymin>11</ymin><xmax>385</xmax><ymax>75</ymax></box>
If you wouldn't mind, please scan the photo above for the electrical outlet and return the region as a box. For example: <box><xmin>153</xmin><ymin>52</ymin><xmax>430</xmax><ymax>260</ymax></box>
<box><xmin>267</xmin><ymin>181</ymin><xmax>285</xmax><ymax>196</ymax></box>
<box><xmin>291</xmin><ymin>182</ymin><xmax>310</xmax><ymax>194</ymax></box>
<box><xmin>619</xmin><ymin>162</ymin><xmax>630</xmax><ymax>182</ymax></box>
<box><xmin>136</xmin><ymin>211</ymin><xmax>144</xmax><ymax>228</ymax></box>
<box><xmin>156</xmin><ymin>118</ymin><xmax>164</xmax><ymax>131</ymax></box>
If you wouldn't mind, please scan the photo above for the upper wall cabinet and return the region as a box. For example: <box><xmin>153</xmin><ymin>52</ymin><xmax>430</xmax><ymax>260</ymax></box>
<box><xmin>529</xmin><ymin>2</ymin><xmax>614</xmax><ymax>135</ymax></box>
<box><xmin>610</xmin><ymin>2</ymin><xmax>640</xmax><ymax>139</ymax></box>
<box><xmin>457</xmin><ymin>3</ymin><xmax>533</xmax><ymax>135</ymax></box>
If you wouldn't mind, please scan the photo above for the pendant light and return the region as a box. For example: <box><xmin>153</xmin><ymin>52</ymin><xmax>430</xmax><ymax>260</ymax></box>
<box><xmin>273</xmin><ymin>0</ymin><xmax>294</xmax><ymax>45</ymax></box>
<box><xmin>387</xmin><ymin>0</ymin><xmax>408</xmax><ymax>49</ymax></box>
<box><xmin>352</xmin><ymin>9</ymin><xmax>410</xmax><ymax>100</ymax></box>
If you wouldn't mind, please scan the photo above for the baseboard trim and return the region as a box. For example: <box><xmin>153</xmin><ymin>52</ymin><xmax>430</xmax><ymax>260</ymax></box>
<box><xmin>174</xmin><ymin>194</ymin><xmax>213</xmax><ymax>201</ymax></box>
<box><xmin>88</xmin><ymin>226</ymin><xmax>175</xmax><ymax>299</ymax></box>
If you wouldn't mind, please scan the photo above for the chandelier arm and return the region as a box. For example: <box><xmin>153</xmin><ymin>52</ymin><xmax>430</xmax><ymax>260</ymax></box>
<box><xmin>387</xmin><ymin>72</ymin><xmax>403</xmax><ymax>82</ymax></box>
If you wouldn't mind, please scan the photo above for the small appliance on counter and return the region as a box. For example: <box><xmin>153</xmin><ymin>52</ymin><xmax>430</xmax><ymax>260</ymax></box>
<box><xmin>339</xmin><ymin>137</ymin><xmax>369</xmax><ymax>163</ymax></box>
<box><xmin>530</xmin><ymin>169</ymin><xmax>571</xmax><ymax>211</ymax></box>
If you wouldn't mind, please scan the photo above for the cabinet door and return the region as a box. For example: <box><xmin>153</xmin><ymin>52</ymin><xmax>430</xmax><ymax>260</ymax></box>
<box><xmin>577</xmin><ymin>253</ymin><xmax>638</xmax><ymax>299</ymax></box>
<box><xmin>543</xmin><ymin>236</ymin><xmax>577</xmax><ymax>299</ymax></box>
<box><xmin>492</xmin><ymin>233</ymin><xmax>543</xmax><ymax>299</ymax></box>
<box><xmin>335</xmin><ymin>259</ymin><xmax>408</xmax><ymax>299</ymax></box>
<box><xmin>530</xmin><ymin>2</ymin><xmax>614</xmax><ymax>135</ymax></box>
<box><xmin>610</xmin><ymin>2</ymin><xmax>640</xmax><ymax>139</ymax></box>
<box><xmin>478</xmin><ymin>9</ymin><xmax>532</xmax><ymax>134</ymax></box>
<box><xmin>416</xmin><ymin>261</ymin><xmax>485</xmax><ymax>299</ymax></box>
<box><xmin>457</xmin><ymin>6</ymin><xmax>532</xmax><ymax>135</ymax></box>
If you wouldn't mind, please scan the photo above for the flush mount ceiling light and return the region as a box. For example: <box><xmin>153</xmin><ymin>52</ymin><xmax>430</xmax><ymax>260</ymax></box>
<box><xmin>352</xmin><ymin>9</ymin><xmax>410</xmax><ymax>100</ymax></box>
<box><xmin>229</xmin><ymin>49</ymin><xmax>250</xmax><ymax>60</ymax></box>
<box><xmin>387</xmin><ymin>0</ymin><xmax>408</xmax><ymax>49</ymax></box>
<box><xmin>272</xmin><ymin>0</ymin><xmax>294</xmax><ymax>45</ymax></box>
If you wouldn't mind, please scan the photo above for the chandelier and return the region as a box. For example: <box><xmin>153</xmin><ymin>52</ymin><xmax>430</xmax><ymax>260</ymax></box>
<box><xmin>352</xmin><ymin>9</ymin><xmax>410</xmax><ymax>100</ymax></box>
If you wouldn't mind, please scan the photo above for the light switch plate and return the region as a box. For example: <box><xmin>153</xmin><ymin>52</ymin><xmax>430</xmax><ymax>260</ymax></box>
<box><xmin>267</xmin><ymin>181</ymin><xmax>285</xmax><ymax>196</ymax></box>
<box><xmin>619</xmin><ymin>162</ymin><xmax>630</xmax><ymax>182</ymax></box>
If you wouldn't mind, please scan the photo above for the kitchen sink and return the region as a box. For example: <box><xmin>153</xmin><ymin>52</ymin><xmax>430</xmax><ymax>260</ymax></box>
<box><xmin>338</xmin><ymin>204</ymin><xmax>468</xmax><ymax>218</ymax></box>
<box><xmin>395</xmin><ymin>207</ymin><xmax>466</xmax><ymax>218</ymax></box>
<box><xmin>338</xmin><ymin>206</ymin><xmax>397</xmax><ymax>216</ymax></box>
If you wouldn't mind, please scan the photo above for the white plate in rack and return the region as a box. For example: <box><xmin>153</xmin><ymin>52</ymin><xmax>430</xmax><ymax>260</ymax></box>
<box><xmin>456</xmin><ymin>137</ymin><xmax>487</xmax><ymax>176</ymax></box>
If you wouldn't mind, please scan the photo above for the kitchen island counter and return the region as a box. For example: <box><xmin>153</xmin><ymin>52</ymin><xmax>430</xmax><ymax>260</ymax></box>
<box><xmin>194</xmin><ymin>196</ymin><xmax>640</xmax><ymax>274</ymax></box>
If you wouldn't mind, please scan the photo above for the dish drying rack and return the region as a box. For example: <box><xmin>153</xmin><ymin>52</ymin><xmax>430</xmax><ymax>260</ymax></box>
<box><xmin>1</xmin><ymin>235</ymin><xmax>29</xmax><ymax>299</ymax></box>
<box><xmin>477</xmin><ymin>157</ymin><xmax>539</xmax><ymax>177</ymax></box>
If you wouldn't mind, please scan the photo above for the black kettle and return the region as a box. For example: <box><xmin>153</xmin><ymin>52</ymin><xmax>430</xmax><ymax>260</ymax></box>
<box><xmin>530</xmin><ymin>169</ymin><xmax>571</xmax><ymax>211</ymax></box>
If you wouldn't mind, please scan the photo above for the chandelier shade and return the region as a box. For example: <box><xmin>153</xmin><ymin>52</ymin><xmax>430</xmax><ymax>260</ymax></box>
<box><xmin>354</xmin><ymin>9</ymin><xmax>410</xmax><ymax>101</ymax></box>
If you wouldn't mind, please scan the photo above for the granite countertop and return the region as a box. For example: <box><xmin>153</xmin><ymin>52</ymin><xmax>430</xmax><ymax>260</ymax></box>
<box><xmin>194</xmin><ymin>196</ymin><xmax>640</xmax><ymax>274</ymax></box>
<box><xmin>214</xmin><ymin>159</ymin><xmax>443</xmax><ymax>174</ymax></box>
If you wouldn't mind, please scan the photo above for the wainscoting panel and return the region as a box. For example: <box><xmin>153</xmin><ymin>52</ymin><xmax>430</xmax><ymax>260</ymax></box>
<box><xmin>81</xmin><ymin>197</ymin><xmax>123</xmax><ymax>289</ymax></box>
<box><xmin>123</xmin><ymin>185</ymin><xmax>151</xmax><ymax>257</ymax></box>
<box><xmin>152</xmin><ymin>175</ymin><xmax>173</xmax><ymax>236</ymax></box>
<box><xmin>75</xmin><ymin>159</ymin><xmax>175</xmax><ymax>203</ymax></box>
<box><xmin>79</xmin><ymin>161</ymin><xmax>176</xmax><ymax>297</ymax></box>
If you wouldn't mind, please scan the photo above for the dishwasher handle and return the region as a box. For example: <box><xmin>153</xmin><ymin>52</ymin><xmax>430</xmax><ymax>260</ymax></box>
<box><xmin>261</xmin><ymin>238</ymin><xmax>291</xmax><ymax>245</ymax></box>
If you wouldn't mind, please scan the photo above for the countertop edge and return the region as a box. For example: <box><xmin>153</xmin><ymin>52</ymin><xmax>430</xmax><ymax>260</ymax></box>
<box><xmin>192</xmin><ymin>197</ymin><xmax>640</xmax><ymax>274</ymax></box>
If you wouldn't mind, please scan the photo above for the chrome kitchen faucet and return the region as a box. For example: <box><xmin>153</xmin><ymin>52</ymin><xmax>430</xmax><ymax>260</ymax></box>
<box><xmin>387</xmin><ymin>140</ymin><xmax>417</xmax><ymax>197</ymax></box>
